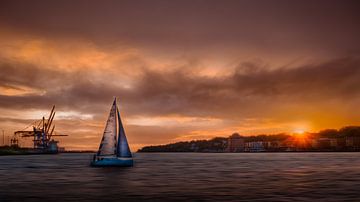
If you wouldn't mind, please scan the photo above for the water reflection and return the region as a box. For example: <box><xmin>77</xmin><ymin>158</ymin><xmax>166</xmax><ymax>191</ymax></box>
<box><xmin>1</xmin><ymin>153</ymin><xmax>360</xmax><ymax>201</ymax></box>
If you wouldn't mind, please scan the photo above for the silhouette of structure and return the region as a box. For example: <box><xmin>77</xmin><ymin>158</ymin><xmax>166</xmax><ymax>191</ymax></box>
<box><xmin>227</xmin><ymin>133</ymin><xmax>244</xmax><ymax>152</ymax></box>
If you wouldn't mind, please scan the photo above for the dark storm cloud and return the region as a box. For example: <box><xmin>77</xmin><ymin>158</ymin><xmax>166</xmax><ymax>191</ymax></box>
<box><xmin>1</xmin><ymin>0</ymin><xmax>360</xmax><ymax>55</ymax></box>
<box><xmin>232</xmin><ymin>57</ymin><xmax>360</xmax><ymax>97</ymax></box>
<box><xmin>1</xmin><ymin>57</ymin><xmax>359</xmax><ymax>119</ymax></box>
<box><xmin>0</xmin><ymin>59</ymin><xmax>63</xmax><ymax>89</ymax></box>
<box><xmin>0</xmin><ymin>59</ymin><xmax>125</xmax><ymax>113</ymax></box>
<box><xmin>0</xmin><ymin>117</ymin><xmax>37</xmax><ymax>125</ymax></box>
<box><xmin>124</xmin><ymin>57</ymin><xmax>360</xmax><ymax>118</ymax></box>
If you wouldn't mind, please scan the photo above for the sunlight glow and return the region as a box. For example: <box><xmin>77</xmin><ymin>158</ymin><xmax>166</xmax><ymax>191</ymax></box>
<box><xmin>294</xmin><ymin>129</ymin><xmax>305</xmax><ymax>134</ymax></box>
<box><xmin>0</xmin><ymin>85</ymin><xmax>46</xmax><ymax>96</ymax></box>
<box><xmin>56</xmin><ymin>111</ymin><xmax>94</xmax><ymax>120</ymax></box>
<box><xmin>126</xmin><ymin>116</ymin><xmax>223</xmax><ymax>127</ymax></box>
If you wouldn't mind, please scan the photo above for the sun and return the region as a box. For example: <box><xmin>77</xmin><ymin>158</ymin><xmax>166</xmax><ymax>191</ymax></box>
<box><xmin>293</xmin><ymin>129</ymin><xmax>305</xmax><ymax>135</ymax></box>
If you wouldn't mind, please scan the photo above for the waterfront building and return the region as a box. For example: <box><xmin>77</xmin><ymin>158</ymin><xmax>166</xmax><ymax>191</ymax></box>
<box><xmin>227</xmin><ymin>133</ymin><xmax>244</xmax><ymax>152</ymax></box>
<box><xmin>245</xmin><ymin>141</ymin><xmax>265</xmax><ymax>152</ymax></box>
<box><xmin>337</xmin><ymin>138</ymin><xmax>346</xmax><ymax>149</ymax></box>
<box><xmin>190</xmin><ymin>143</ymin><xmax>198</xmax><ymax>151</ymax></box>
<box><xmin>316</xmin><ymin>138</ymin><xmax>331</xmax><ymax>149</ymax></box>
<box><xmin>311</xmin><ymin>139</ymin><xmax>318</xmax><ymax>148</ymax></box>
<box><xmin>330</xmin><ymin>138</ymin><xmax>338</xmax><ymax>148</ymax></box>
<box><xmin>346</xmin><ymin>136</ymin><xmax>360</xmax><ymax>148</ymax></box>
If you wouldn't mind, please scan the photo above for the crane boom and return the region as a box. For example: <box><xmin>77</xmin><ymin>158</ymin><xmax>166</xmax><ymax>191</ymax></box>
<box><xmin>45</xmin><ymin>111</ymin><xmax>56</xmax><ymax>135</ymax></box>
<box><xmin>12</xmin><ymin>105</ymin><xmax>67</xmax><ymax>151</ymax></box>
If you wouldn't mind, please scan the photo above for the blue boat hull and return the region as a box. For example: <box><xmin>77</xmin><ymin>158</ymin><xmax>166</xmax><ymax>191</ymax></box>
<box><xmin>90</xmin><ymin>157</ymin><xmax>133</xmax><ymax>167</ymax></box>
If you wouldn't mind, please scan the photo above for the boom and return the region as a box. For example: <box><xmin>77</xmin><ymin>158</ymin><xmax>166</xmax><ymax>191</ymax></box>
<box><xmin>13</xmin><ymin>105</ymin><xmax>68</xmax><ymax>150</ymax></box>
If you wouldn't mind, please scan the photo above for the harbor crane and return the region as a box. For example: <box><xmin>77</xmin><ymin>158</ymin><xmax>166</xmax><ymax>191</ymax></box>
<box><xmin>14</xmin><ymin>105</ymin><xmax>68</xmax><ymax>152</ymax></box>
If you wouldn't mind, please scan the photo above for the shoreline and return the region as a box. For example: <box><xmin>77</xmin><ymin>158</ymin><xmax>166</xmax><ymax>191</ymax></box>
<box><xmin>137</xmin><ymin>150</ymin><xmax>360</xmax><ymax>153</ymax></box>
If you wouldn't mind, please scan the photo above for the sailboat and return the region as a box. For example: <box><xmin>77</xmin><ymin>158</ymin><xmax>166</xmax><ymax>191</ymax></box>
<box><xmin>91</xmin><ymin>98</ymin><xmax>133</xmax><ymax>167</ymax></box>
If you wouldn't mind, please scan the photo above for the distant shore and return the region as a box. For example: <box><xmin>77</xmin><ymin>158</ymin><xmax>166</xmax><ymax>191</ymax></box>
<box><xmin>138</xmin><ymin>126</ymin><xmax>360</xmax><ymax>153</ymax></box>
<box><xmin>0</xmin><ymin>146</ymin><xmax>57</xmax><ymax>156</ymax></box>
<box><xmin>138</xmin><ymin>150</ymin><xmax>360</xmax><ymax>153</ymax></box>
<box><xmin>0</xmin><ymin>146</ymin><xmax>96</xmax><ymax>156</ymax></box>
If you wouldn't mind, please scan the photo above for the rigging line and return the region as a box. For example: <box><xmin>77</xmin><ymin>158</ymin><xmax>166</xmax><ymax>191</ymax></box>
<box><xmin>19</xmin><ymin>111</ymin><xmax>48</xmax><ymax>131</ymax></box>
<box><xmin>20</xmin><ymin>119</ymin><xmax>38</xmax><ymax>131</ymax></box>
<box><xmin>22</xmin><ymin>117</ymin><xmax>41</xmax><ymax>131</ymax></box>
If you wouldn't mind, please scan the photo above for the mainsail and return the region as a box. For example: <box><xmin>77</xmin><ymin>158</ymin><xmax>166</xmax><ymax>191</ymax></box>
<box><xmin>97</xmin><ymin>99</ymin><xmax>117</xmax><ymax>156</ymax></box>
<box><xmin>116</xmin><ymin>107</ymin><xmax>132</xmax><ymax>158</ymax></box>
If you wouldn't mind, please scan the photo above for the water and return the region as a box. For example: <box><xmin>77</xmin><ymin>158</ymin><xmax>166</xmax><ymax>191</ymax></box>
<box><xmin>1</xmin><ymin>153</ymin><xmax>360</xmax><ymax>201</ymax></box>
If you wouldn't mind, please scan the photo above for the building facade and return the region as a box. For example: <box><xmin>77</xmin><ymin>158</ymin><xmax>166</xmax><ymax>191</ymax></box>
<box><xmin>227</xmin><ymin>133</ymin><xmax>244</xmax><ymax>152</ymax></box>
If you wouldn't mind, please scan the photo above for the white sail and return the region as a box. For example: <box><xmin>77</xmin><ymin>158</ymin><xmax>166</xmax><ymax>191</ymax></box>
<box><xmin>116</xmin><ymin>107</ymin><xmax>132</xmax><ymax>158</ymax></box>
<box><xmin>97</xmin><ymin>99</ymin><xmax>117</xmax><ymax>156</ymax></box>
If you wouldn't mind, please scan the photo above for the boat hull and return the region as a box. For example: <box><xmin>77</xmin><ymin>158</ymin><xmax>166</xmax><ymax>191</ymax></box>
<box><xmin>90</xmin><ymin>156</ymin><xmax>133</xmax><ymax>167</ymax></box>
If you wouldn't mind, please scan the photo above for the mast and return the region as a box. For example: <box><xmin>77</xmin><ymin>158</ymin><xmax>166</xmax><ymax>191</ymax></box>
<box><xmin>114</xmin><ymin>97</ymin><xmax>117</xmax><ymax>154</ymax></box>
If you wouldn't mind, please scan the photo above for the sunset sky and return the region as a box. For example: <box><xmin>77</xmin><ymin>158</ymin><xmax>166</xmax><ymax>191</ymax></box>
<box><xmin>0</xmin><ymin>0</ymin><xmax>360</xmax><ymax>150</ymax></box>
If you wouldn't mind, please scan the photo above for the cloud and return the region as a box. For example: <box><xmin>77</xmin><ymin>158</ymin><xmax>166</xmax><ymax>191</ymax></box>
<box><xmin>1</xmin><ymin>0</ymin><xmax>360</xmax><ymax>61</ymax></box>
<box><xmin>1</xmin><ymin>54</ymin><xmax>360</xmax><ymax>121</ymax></box>
<box><xmin>1</xmin><ymin>54</ymin><xmax>360</xmax><ymax>150</ymax></box>
<box><xmin>118</xmin><ymin>57</ymin><xmax>360</xmax><ymax>119</ymax></box>
<box><xmin>1</xmin><ymin>0</ymin><xmax>360</xmax><ymax>149</ymax></box>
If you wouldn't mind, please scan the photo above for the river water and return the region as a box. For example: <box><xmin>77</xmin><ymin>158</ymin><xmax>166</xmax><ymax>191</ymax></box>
<box><xmin>1</xmin><ymin>152</ymin><xmax>360</xmax><ymax>201</ymax></box>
